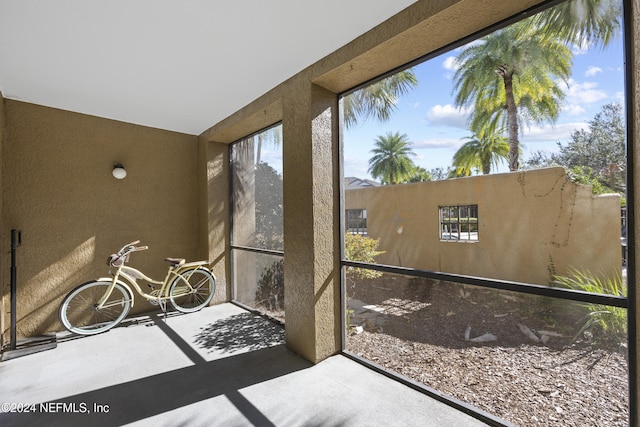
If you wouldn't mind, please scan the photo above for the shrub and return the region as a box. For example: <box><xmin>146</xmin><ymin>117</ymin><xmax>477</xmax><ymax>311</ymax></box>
<box><xmin>344</xmin><ymin>233</ymin><xmax>385</xmax><ymax>283</ymax></box>
<box><xmin>551</xmin><ymin>269</ymin><xmax>627</xmax><ymax>346</ymax></box>
<box><xmin>255</xmin><ymin>259</ymin><xmax>284</xmax><ymax>311</ymax></box>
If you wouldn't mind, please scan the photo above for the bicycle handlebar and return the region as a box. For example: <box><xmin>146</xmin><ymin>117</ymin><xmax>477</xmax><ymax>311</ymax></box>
<box><xmin>109</xmin><ymin>241</ymin><xmax>148</xmax><ymax>267</ymax></box>
<box><xmin>118</xmin><ymin>240</ymin><xmax>140</xmax><ymax>254</ymax></box>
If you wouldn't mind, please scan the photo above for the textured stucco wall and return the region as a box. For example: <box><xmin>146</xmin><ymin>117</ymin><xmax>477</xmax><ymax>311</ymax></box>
<box><xmin>198</xmin><ymin>138</ymin><xmax>230</xmax><ymax>304</ymax></box>
<box><xmin>283</xmin><ymin>83</ymin><xmax>341</xmax><ymax>362</ymax></box>
<box><xmin>2</xmin><ymin>101</ymin><xmax>201</xmax><ymax>338</ymax></box>
<box><xmin>345</xmin><ymin>167</ymin><xmax>622</xmax><ymax>285</ymax></box>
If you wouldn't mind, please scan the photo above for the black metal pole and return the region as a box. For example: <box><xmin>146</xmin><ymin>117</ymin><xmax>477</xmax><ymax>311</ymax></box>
<box><xmin>10</xmin><ymin>229</ymin><xmax>21</xmax><ymax>351</ymax></box>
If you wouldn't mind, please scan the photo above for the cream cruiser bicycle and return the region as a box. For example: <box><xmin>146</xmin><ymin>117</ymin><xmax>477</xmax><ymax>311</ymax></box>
<box><xmin>59</xmin><ymin>240</ymin><xmax>215</xmax><ymax>335</ymax></box>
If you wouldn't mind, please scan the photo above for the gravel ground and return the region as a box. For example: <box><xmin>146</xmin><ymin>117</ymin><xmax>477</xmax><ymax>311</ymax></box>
<box><xmin>345</xmin><ymin>276</ymin><xmax>629</xmax><ymax>426</ymax></box>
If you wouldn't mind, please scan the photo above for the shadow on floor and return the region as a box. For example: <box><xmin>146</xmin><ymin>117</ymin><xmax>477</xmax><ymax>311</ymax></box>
<box><xmin>0</xmin><ymin>305</ymin><xmax>490</xmax><ymax>427</ymax></box>
<box><xmin>1</xmin><ymin>311</ymin><xmax>308</xmax><ymax>427</ymax></box>
<box><xmin>193</xmin><ymin>312</ymin><xmax>285</xmax><ymax>355</ymax></box>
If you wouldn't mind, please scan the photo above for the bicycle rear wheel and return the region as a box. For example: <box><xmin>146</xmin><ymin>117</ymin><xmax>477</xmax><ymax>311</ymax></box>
<box><xmin>59</xmin><ymin>281</ymin><xmax>132</xmax><ymax>335</ymax></box>
<box><xmin>169</xmin><ymin>268</ymin><xmax>215</xmax><ymax>313</ymax></box>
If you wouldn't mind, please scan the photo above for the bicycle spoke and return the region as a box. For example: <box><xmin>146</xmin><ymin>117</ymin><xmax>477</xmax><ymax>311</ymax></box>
<box><xmin>59</xmin><ymin>281</ymin><xmax>131</xmax><ymax>335</ymax></box>
<box><xmin>169</xmin><ymin>268</ymin><xmax>215</xmax><ymax>313</ymax></box>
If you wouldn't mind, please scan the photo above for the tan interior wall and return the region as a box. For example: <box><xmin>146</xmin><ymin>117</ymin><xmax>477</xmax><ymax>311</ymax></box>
<box><xmin>345</xmin><ymin>167</ymin><xmax>622</xmax><ymax>285</ymax></box>
<box><xmin>201</xmin><ymin>139</ymin><xmax>230</xmax><ymax>304</ymax></box>
<box><xmin>2</xmin><ymin>101</ymin><xmax>200</xmax><ymax>338</ymax></box>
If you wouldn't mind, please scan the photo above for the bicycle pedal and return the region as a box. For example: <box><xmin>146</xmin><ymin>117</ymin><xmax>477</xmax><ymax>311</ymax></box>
<box><xmin>149</xmin><ymin>289</ymin><xmax>161</xmax><ymax>305</ymax></box>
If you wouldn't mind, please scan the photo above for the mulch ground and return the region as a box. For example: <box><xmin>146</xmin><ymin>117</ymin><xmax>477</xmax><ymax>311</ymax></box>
<box><xmin>345</xmin><ymin>276</ymin><xmax>629</xmax><ymax>426</ymax></box>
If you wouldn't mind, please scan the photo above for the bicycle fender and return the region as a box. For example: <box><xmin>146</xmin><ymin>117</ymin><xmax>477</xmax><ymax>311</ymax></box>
<box><xmin>97</xmin><ymin>278</ymin><xmax>136</xmax><ymax>308</ymax></box>
<box><xmin>178</xmin><ymin>261</ymin><xmax>210</xmax><ymax>270</ymax></box>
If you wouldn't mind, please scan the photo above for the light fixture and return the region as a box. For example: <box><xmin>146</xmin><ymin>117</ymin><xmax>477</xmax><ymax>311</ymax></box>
<box><xmin>112</xmin><ymin>163</ymin><xmax>127</xmax><ymax>179</ymax></box>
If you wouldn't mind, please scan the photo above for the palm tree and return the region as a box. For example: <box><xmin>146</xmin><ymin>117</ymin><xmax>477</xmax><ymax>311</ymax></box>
<box><xmin>453</xmin><ymin>20</ymin><xmax>572</xmax><ymax>171</ymax></box>
<box><xmin>368</xmin><ymin>132</ymin><xmax>416</xmax><ymax>185</ymax></box>
<box><xmin>343</xmin><ymin>69</ymin><xmax>418</xmax><ymax>129</ymax></box>
<box><xmin>452</xmin><ymin>125</ymin><xmax>510</xmax><ymax>175</ymax></box>
<box><xmin>531</xmin><ymin>0</ymin><xmax>622</xmax><ymax>49</ymax></box>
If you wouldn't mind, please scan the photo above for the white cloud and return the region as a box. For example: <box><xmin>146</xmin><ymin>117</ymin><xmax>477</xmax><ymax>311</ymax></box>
<box><xmin>520</xmin><ymin>122</ymin><xmax>588</xmax><ymax>144</ymax></box>
<box><xmin>562</xmin><ymin>104</ymin><xmax>586</xmax><ymax>116</ymax></box>
<box><xmin>442</xmin><ymin>56</ymin><xmax>459</xmax><ymax>72</ymax></box>
<box><xmin>343</xmin><ymin>156</ymin><xmax>370</xmax><ymax>178</ymax></box>
<box><xmin>566</xmin><ymin>78</ymin><xmax>608</xmax><ymax>105</ymax></box>
<box><xmin>426</xmin><ymin>104</ymin><xmax>470</xmax><ymax>128</ymax></box>
<box><xmin>413</xmin><ymin>137</ymin><xmax>461</xmax><ymax>149</ymax></box>
<box><xmin>585</xmin><ymin>66</ymin><xmax>603</xmax><ymax>77</ymax></box>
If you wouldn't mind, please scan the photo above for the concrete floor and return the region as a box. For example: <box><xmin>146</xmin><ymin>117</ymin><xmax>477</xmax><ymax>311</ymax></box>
<box><xmin>0</xmin><ymin>303</ymin><xmax>489</xmax><ymax>426</ymax></box>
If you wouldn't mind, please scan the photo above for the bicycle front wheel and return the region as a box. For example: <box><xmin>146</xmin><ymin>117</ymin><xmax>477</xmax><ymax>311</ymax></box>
<box><xmin>169</xmin><ymin>268</ymin><xmax>215</xmax><ymax>313</ymax></box>
<box><xmin>59</xmin><ymin>281</ymin><xmax>132</xmax><ymax>335</ymax></box>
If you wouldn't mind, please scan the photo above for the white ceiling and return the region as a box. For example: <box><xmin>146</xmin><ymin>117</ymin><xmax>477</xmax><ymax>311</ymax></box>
<box><xmin>0</xmin><ymin>0</ymin><xmax>418</xmax><ymax>135</ymax></box>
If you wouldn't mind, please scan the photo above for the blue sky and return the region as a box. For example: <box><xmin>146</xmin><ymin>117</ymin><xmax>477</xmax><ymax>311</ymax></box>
<box><xmin>342</xmin><ymin>25</ymin><xmax>626</xmax><ymax>179</ymax></box>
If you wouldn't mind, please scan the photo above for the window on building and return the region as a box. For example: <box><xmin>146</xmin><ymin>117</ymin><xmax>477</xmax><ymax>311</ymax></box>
<box><xmin>346</xmin><ymin>209</ymin><xmax>367</xmax><ymax>235</ymax></box>
<box><xmin>439</xmin><ymin>205</ymin><xmax>478</xmax><ymax>241</ymax></box>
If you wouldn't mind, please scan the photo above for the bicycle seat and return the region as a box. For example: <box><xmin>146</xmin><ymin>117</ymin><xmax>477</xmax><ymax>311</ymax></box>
<box><xmin>165</xmin><ymin>257</ymin><xmax>185</xmax><ymax>267</ymax></box>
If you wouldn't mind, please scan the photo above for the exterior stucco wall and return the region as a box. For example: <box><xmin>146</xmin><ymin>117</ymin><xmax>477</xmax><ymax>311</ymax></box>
<box><xmin>2</xmin><ymin>101</ymin><xmax>201</xmax><ymax>338</ymax></box>
<box><xmin>345</xmin><ymin>167</ymin><xmax>622</xmax><ymax>285</ymax></box>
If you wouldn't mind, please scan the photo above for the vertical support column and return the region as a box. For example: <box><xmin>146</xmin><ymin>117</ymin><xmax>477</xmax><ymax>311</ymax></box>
<box><xmin>283</xmin><ymin>82</ymin><xmax>340</xmax><ymax>362</ymax></box>
<box><xmin>202</xmin><ymin>139</ymin><xmax>231</xmax><ymax>303</ymax></box>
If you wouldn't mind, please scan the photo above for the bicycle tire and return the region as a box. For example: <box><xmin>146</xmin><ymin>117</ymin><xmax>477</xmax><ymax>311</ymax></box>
<box><xmin>59</xmin><ymin>280</ymin><xmax>132</xmax><ymax>335</ymax></box>
<box><xmin>169</xmin><ymin>267</ymin><xmax>215</xmax><ymax>313</ymax></box>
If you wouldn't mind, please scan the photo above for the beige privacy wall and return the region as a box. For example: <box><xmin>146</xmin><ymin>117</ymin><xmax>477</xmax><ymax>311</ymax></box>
<box><xmin>1</xmin><ymin>101</ymin><xmax>206</xmax><ymax>338</ymax></box>
<box><xmin>345</xmin><ymin>167</ymin><xmax>622</xmax><ymax>285</ymax></box>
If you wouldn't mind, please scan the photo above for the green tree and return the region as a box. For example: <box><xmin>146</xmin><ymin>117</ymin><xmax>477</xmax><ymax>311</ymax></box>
<box><xmin>408</xmin><ymin>166</ymin><xmax>433</xmax><ymax>182</ymax></box>
<box><xmin>255</xmin><ymin>162</ymin><xmax>284</xmax><ymax>250</ymax></box>
<box><xmin>452</xmin><ymin>125</ymin><xmax>510</xmax><ymax>175</ymax></box>
<box><xmin>453</xmin><ymin>20</ymin><xmax>572</xmax><ymax>172</ymax></box>
<box><xmin>343</xmin><ymin>70</ymin><xmax>418</xmax><ymax>129</ymax></box>
<box><xmin>521</xmin><ymin>149</ymin><xmax>556</xmax><ymax>170</ymax></box>
<box><xmin>552</xmin><ymin>104</ymin><xmax>624</xmax><ymax>170</ymax></box>
<box><xmin>428</xmin><ymin>167</ymin><xmax>456</xmax><ymax>181</ymax></box>
<box><xmin>566</xmin><ymin>166</ymin><xmax>617</xmax><ymax>196</ymax></box>
<box><xmin>551</xmin><ymin>103</ymin><xmax>626</xmax><ymax>192</ymax></box>
<box><xmin>368</xmin><ymin>132</ymin><xmax>417</xmax><ymax>185</ymax></box>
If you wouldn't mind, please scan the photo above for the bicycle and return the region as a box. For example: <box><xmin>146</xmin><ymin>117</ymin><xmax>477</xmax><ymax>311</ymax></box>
<box><xmin>59</xmin><ymin>240</ymin><xmax>215</xmax><ymax>335</ymax></box>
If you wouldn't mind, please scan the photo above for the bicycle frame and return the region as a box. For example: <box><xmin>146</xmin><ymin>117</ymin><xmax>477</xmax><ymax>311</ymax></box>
<box><xmin>96</xmin><ymin>258</ymin><xmax>209</xmax><ymax>309</ymax></box>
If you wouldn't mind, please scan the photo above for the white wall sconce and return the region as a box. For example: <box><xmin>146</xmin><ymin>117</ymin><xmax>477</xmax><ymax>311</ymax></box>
<box><xmin>112</xmin><ymin>163</ymin><xmax>127</xmax><ymax>179</ymax></box>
